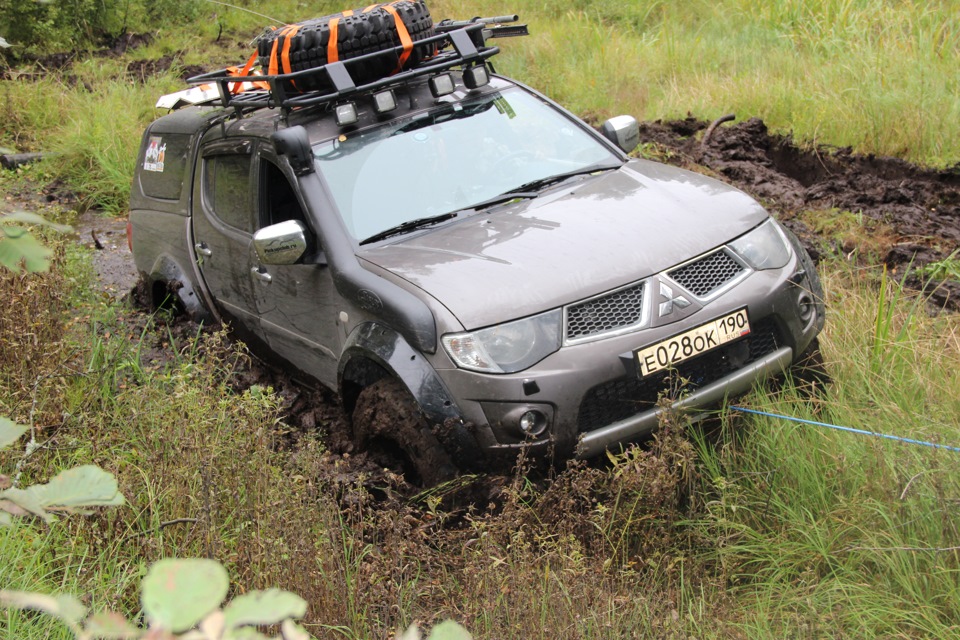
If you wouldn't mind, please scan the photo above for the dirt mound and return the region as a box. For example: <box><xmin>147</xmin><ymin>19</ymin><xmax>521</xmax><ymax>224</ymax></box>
<box><xmin>640</xmin><ymin>116</ymin><xmax>960</xmax><ymax>308</ymax></box>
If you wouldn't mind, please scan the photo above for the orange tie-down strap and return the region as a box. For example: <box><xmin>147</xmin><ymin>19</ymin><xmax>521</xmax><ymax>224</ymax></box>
<box><xmin>381</xmin><ymin>2</ymin><xmax>414</xmax><ymax>72</ymax></box>
<box><xmin>227</xmin><ymin>49</ymin><xmax>270</xmax><ymax>94</ymax></box>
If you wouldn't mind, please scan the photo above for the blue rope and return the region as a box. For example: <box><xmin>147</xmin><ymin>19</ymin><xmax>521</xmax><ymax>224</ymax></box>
<box><xmin>729</xmin><ymin>406</ymin><xmax>960</xmax><ymax>453</ymax></box>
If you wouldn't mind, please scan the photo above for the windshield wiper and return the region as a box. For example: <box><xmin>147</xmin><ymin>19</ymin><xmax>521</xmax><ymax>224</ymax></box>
<box><xmin>360</xmin><ymin>212</ymin><xmax>459</xmax><ymax>245</ymax></box>
<box><xmin>511</xmin><ymin>165</ymin><xmax>618</xmax><ymax>194</ymax></box>
<box><xmin>469</xmin><ymin>165</ymin><xmax>619</xmax><ymax>212</ymax></box>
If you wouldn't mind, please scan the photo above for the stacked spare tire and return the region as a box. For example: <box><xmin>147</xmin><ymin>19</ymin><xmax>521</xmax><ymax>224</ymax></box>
<box><xmin>256</xmin><ymin>0</ymin><xmax>436</xmax><ymax>91</ymax></box>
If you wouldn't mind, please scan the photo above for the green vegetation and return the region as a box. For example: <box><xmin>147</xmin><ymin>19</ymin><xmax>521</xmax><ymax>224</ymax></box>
<box><xmin>1</xmin><ymin>0</ymin><xmax>958</xmax><ymax>212</ymax></box>
<box><xmin>1</xmin><ymin>1</ymin><xmax>959</xmax><ymax>638</ymax></box>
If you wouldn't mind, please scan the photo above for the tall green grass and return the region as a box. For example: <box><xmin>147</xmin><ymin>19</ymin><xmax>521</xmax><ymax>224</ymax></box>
<box><xmin>692</xmin><ymin>262</ymin><xmax>960</xmax><ymax>636</ymax></box>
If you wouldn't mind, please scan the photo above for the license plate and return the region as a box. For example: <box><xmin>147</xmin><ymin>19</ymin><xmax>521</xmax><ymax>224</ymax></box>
<box><xmin>635</xmin><ymin>309</ymin><xmax>751</xmax><ymax>377</ymax></box>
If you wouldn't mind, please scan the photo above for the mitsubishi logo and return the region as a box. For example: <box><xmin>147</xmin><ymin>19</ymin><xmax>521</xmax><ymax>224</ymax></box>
<box><xmin>659</xmin><ymin>282</ymin><xmax>691</xmax><ymax>317</ymax></box>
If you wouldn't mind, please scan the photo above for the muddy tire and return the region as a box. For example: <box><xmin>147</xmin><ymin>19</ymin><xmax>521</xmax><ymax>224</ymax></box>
<box><xmin>352</xmin><ymin>377</ymin><xmax>457</xmax><ymax>486</ymax></box>
<box><xmin>256</xmin><ymin>1</ymin><xmax>435</xmax><ymax>91</ymax></box>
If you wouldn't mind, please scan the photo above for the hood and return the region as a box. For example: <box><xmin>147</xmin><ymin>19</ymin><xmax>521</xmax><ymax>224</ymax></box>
<box><xmin>359</xmin><ymin>159</ymin><xmax>769</xmax><ymax>329</ymax></box>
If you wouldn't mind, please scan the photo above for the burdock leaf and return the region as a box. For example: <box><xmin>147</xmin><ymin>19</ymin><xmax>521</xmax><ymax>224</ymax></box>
<box><xmin>0</xmin><ymin>227</ymin><xmax>53</xmax><ymax>272</ymax></box>
<box><xmin>0</xmin><ymin>590</ymin><xmax>87</xmax><ymax>626</ymax></box>
<box><xmin>35</xmin><ymin>465</ymin><xmax>125</xmax><ymax>509</ymax></box>
<box><xmin>142</xmin><ymin>559</ymin><xmax>229</xmax><ymax>633</ymax></box>
<box><xmin>0</xmin><ymin>417</ymin><xmax>29</xmax><ymax>449</ymax></box>
<box><xmin>223</xmin><ymin>589</ymin><xmax>307</xmax><ymax>629</ymax></box>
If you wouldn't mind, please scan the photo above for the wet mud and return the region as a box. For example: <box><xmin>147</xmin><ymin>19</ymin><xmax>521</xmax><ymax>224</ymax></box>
<box><xmin>639</xmin><ymin>116</ymin><xmax>960</xmax><ymax>308</ymax></box>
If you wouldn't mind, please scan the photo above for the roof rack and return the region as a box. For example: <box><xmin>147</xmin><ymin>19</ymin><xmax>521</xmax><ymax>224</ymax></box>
<box><xmin>187</xmin><ymin>22</ymin><xmax>522</xmax><ymax>115</ymax></box>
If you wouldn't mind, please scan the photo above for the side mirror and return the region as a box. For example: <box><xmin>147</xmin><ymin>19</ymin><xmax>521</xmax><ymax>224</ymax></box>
<box><xmin>253</xmin><ymin>220</ymin><xmax>308</xmax><ymax>265</ymax></box>
<box><xmin>600</xmin><ymin>115</ymin><xmax>640</xmax><ymax>153</ymax></box>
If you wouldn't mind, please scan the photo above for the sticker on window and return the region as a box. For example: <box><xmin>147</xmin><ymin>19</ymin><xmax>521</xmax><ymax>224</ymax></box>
<box><xmin>144</xmin><ymin>136</ymin><xmax>167</xmax><ymax>172</ymax></box>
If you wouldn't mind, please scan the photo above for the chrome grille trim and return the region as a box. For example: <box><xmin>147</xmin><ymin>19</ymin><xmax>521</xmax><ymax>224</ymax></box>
<box><xmin>666</xmin><ymin>248</ymin><xmax>747</xmax><ymax>299</ymax></box>
<box><xmin>564</xmin><ymin>281</ymin><xmax>648</xmax><ymax>343</ymax></box>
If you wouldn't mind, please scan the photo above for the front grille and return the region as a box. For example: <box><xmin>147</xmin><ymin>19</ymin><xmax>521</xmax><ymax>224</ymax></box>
<box><xmin>566</xmin><ymin>282</ymin><xmax>645</xmax><ymax>341</ymax></box>
<box><xmin>667</xmin><ymin>250</ymin><xmax>745</xmax><ymax>298</ymax></box>
<box><xmin>576</xmin><ymin>318</ymin><xmax>781</xmax><ymax>433</ymax></box>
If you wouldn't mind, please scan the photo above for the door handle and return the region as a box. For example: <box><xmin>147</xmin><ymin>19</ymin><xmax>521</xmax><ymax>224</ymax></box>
<box><xmin>194</xmin><ymin>242</ymin><xmax>213</xmax><ymax>257</ymax></box>
<box><xmin>251</xmin><ymin>266</ymin><xmax>272</xmax><ymax>284</ymax></box>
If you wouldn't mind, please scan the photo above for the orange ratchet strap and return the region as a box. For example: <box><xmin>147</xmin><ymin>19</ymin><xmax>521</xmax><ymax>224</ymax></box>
<box><xmin>228</xmin><ymin>50</ymin><xmax>270</xmax><ymax>94</ymax></box>
<box><xmin>327</xmin><ymin>9</ymin><xmax>354</xmax><ymax>63</ymax></box>
<box><xmin>382</xmin><ymin>2</ymin><xmax>414</xmax><ymax>72</ymax></box>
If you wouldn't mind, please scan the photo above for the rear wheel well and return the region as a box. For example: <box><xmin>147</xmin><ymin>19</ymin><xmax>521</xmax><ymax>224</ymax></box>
<box><xmin>150</xmin><ymin>279</ymin><xmax>186</xmax><ymax>314</ymax></box>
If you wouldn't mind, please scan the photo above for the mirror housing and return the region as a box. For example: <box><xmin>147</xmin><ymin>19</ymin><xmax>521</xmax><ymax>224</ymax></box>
<box><xmin>601</xmin><ymin>115</ymin><xmax>640</xmax><ymax>153</ymax></box>
<box><xmin>253</xmin><ymin>220</ymin><xmax>308</xmax><ymax>265</ymax></box>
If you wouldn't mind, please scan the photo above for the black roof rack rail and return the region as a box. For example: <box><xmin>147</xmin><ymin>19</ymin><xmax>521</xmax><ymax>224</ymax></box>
<box><xmin>187</xmin><ymin>23</ymin><xmax>509</xmax><ymax>115</ymax></box>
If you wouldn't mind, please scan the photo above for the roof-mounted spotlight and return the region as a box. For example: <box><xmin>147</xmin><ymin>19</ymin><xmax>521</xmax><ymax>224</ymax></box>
<box><xmin>429</xmin><ymin>73</ymin><xmax>456</xmax><ymax>98</ymax></box>
<box><xmin>463</xmin><ymin>64</ymin><xmax>490</xmax><ymax>90</ymax></box>
<box><xmin>373</xmin><ymin>89</ymin><xmax>397</xmax><ymax>114</ymax></box>
<box><xmin>335</xmin><ymin>102</ymin><xmax>359</xmax><ymax>127</ymax></box>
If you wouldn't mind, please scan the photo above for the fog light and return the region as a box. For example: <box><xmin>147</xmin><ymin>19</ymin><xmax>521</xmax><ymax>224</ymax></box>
<box><xmin>519</xmin><ymin>410</ymin><xmax>547</xmax><ymax>437</ymax></box>
<box><xmin>463</xmin><ymin>64</ymin><xmax>490</xmax><ymax>89</ymax></box>
<box><xmin>373</xmin><ymin>89</ymin><xmax>397</xmax><ymax>114</ymax></box>
<box><xmin>429</xmin><ymin>73</ymin><xmax>455</xmax><ymax>97</ymax></box>
<box><xmin>797</xmin><ymin>292</ymin><xmax>815</xmax><ymax>323</ymax></box>
<box><xmin>335</xmin><ymin>102</ymin><xmax>358</xmax><ymax>126</ymax></box>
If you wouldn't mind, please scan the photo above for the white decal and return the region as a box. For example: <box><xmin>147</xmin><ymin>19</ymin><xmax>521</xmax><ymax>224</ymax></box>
<box><xmin>144</xmin><ymin>136</ymin><xmax>167</xmax><ymax>172</ymax></box>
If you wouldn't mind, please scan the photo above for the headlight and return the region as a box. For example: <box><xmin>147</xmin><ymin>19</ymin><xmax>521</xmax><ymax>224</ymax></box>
<box><xmin>442</xmin><ymin>309</ymin><xmax>562</xmax><ymax>374</ymax></box>
<box><xmin>729</xmin><ymin>219</ymin><xmax>792</xmax><ymax>270</ymax></box>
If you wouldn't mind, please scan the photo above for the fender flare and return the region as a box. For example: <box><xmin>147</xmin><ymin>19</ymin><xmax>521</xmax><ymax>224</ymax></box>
<box><xmin>338</xmin><ymin>322</ymin><xmax>485</xmax><ymax>469</ymax></box>
<box><xmin>145</xmin><ymin>254</ymin><xmax>216</xmax><ymax>323</ymax></box>
<box><xmin>338</xmin><ymin>322</ymin><xmax>460</xmax><ymax>424</ymax></box>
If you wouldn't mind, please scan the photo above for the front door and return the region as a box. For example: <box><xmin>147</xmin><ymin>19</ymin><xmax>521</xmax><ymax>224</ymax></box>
<box><xmin>249</xmin><ymin>149</ymin><xmax>343</xmax><ymax>388</ymax></box>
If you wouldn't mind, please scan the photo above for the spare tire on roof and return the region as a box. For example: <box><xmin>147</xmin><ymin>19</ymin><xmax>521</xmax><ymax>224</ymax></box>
<box><xmin>256</xmin><ymin>1</ymin><xmax>436</xmax><ymax>91</ymax></box>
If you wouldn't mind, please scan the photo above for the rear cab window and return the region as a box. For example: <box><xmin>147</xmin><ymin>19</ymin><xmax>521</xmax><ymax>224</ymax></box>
<box><xmin>137</xmin><ymin>133</ymin><xmax>191</xmax><ymax>201</ymax></box>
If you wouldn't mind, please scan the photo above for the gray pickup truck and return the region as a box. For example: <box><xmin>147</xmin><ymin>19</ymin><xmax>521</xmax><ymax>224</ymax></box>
<box><xmin>129</xmin><ymin>7</ymin><xmax>824</xmax><ymax>484</ymax></box>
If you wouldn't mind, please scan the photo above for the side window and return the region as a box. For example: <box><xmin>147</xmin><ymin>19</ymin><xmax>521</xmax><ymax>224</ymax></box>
<box><xmin>139</xmin><ymin>133</ymin><xmax>190</xmax><ymax>200</ymax></box>
<box><xmin>203</xmin><ymin>154</ymin><xmax>254</xmax><ymax>232</ymax></box>
<box><xmin>260</xmin><ymin>159</ymin><xmax>306</xmax><ymax>229</ymax></box>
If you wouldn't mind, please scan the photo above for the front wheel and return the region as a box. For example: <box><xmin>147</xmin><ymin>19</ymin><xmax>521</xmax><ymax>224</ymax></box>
<box><xmin>352</xmin><ymin>377</ymin><xmax>457</xmax><ymax>486</ymax></box>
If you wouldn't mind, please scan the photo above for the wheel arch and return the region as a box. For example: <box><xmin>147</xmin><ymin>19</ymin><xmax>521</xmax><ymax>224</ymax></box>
<box><xmin>143</xmin><ymin>253</ymin><xmax>216</xmax><ymax>323</ymax></box>
<box><xmin>338</xmin><ymin>322</ymin><xmax>461</xmax><ymax>425</ymax></box>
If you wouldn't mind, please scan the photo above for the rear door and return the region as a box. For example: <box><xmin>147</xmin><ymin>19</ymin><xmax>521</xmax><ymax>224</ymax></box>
<box><xmin>191</xmin><ymin>138</ymin><xmax>262</xmax><ymax>339</ymax></box>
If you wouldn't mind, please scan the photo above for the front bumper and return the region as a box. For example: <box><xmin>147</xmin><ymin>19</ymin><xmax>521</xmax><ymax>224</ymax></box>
<box><xmin>433</xmin><ymin>251</ymin><xmax>822</xmax><ymax>459</ymax></box>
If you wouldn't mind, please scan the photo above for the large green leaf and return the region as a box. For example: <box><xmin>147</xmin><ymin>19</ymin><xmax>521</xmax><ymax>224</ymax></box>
<box><xmin>34</xmin><ymin>464</ymin><xmax>126</xmax><ymax>510</ymax></box>
<box><xmin>83</xmin><ymin>611</ymin><xmax>141</xmax><ymax>639</ymax></box>
<box><xmin>0</xmin><ymin>487</ymin><xmax>53</xmax><ymax>522</ymax></box>
<box><xmin>223</xmin><ymin>589</ymin><xmax>307</xmax><ymax>629</ymax></box>
<box><xmin>0</xmin><ymin>590</ymin><xmax>87</xmax><ymax>626</ymax></box>
<box><xmin>427</xmin><ymin>621</ymin><xmax>472</xmax><ymax>640</ymax></box>
<box><xmin>0</xmin><ymin>417</ymin><xmax>29</xmax><ymax>449</ymax></box>
<box><xmin>142</xmin><ymin>558</ymin><xmax>230</xmax><ymax>633</ymax></box>
<box><xmin>1</xmin><ymin>211</ymin><xmax>72</xmax><ymax>233</ymax></box>
<box><xmin>0</xmin><ymin>227</ymin><xmax>54</xmax><ymax>272</ymax></box>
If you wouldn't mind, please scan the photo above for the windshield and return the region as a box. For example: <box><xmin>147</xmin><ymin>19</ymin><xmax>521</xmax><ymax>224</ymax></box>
<box><xmin>312</xmin><ymin>87</ymin><xmax>620</xmax><ymax>241</ymax></box>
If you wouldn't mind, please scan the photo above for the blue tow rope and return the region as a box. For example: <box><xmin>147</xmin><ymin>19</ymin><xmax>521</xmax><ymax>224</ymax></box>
<box><xmin>729</xmin><ymin>406</ymin><xmax>960</xmax><ymax>453</ymax></box>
